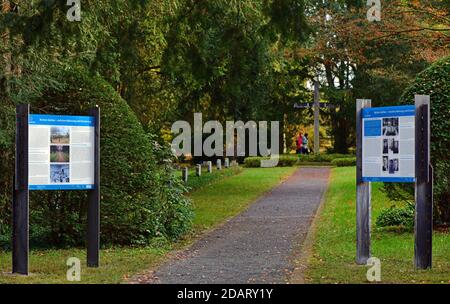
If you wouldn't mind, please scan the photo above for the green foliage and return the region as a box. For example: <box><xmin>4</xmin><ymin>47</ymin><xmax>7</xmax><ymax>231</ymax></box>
<box><xmin>265</xmin><ymin>0</ymin><xmax>310</xmax><ymax>43</ymax></box>
<box><xmin>0</xmin><ymin>104</ymin><xmax>14</xmax><ymax>248</ymax></box>
<box><xmin>400</xmin><ymin>56</ymin><xmax>450</xmax><ymax>223</ymax></box>
<box><xmin>297</xmin><ymin>153</ymin><xmax>352</xmax><ymax>163</ymax></box>
<box><xmin>243</xmin><ymin>157</ymin><xmax>263</xmax><ymax>168</ymax></box>
<box><xmin>376</xmin><ymin>202</ymin><xmax>415</xmax><ymax>230</ymax></box>
<box><xmin>277</xmin><ymin>155</ymin><xmax>300</xmax><ymax>166</ymax></box>
<box><xmin>243</xmin><ymin>153</ymin><xmax>354</xmax><ymax>167</ymax></box>
<box><xmin>244</xmin><ymin>155</ymin><xmax>298</xmax><ymax>167</ymax></box>
<box><xmin>331</xmin><ymin>157</ymin><xmax>356</xmax><ymax>167</ymax></box>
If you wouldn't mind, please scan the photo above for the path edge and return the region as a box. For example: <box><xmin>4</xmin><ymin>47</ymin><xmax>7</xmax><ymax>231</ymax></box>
<box><xmin>288</xmin><ymin>167</ymin><xmax>332</xmax><ymax>284</ymax></box>
<box><xmin>126</xmin><ymin>167</ymin><xmax>298</xmax><ymax>284</ymax></box>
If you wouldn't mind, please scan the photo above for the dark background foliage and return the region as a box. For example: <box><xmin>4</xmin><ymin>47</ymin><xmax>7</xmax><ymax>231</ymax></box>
<box><xmin>400</xmin><ymin>56</ymin><xmax>450</xmax><ymax>224</ymax></box>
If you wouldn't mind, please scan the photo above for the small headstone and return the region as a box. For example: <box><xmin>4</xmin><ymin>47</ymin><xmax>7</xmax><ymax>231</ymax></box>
<box><xmin>207</xmin><ymin>161</ymin><xmax>212</xmax><ymax>173</ymax></box>
<box><xmin>224</xmin><ymin>158</ymin><xmax>230</xmax><ymax>168</ymax></box>
<box><xmin>216</xmin><ymin>159</ymin><xmax>222</xmax><ymax>170</ymax></box>
<box><xmin>196</xmin><ymin>164</ymin><xmax>202</xmax><ymax>177</ymax></box>
<box><xmin>182</xmin><ymin>167</ymin><xmax>188</xmax><ymax>183</ymax></box>
<box><xmin>231</xmin><ymin>160</ymin><xmax>238</xmax><ymax>167</ymax></box>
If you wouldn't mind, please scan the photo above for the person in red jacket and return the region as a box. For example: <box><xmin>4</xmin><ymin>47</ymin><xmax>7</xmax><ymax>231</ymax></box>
<box><xmin>296</xmin><ymin>132</ymin><xmax>303</xmax><ymax>154</ymax></box>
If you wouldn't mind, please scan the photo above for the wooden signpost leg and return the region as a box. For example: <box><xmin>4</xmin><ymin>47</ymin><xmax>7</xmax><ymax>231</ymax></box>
<box><xmin>414</xmin><ymin>95</ymin><xmax>432</xmax><ymax>269</ymax></box>
<box><xmin>87</xmin><ymin>106</ymin><xmax>100</xmax><ymax>267</ymax></box>
<box><xmin>13</xmin><ymin>104</ymin><xmax>30</xmax><ymax>275</ymax></box>
<box><xmin>356</xmin><ymin>99</ymin><xmax>371</xmax><ymax>265</ymax></box>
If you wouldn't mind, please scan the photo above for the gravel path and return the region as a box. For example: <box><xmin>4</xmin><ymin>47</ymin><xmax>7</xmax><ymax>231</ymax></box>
<box><xmin>137</xmin><ymin>167</ymin><xmax>330</xmax><ymax>284</ymax></box>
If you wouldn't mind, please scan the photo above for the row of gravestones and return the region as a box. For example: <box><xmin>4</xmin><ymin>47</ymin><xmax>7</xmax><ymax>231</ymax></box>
<box><xmin>181</xmin><ymin>158</ymin><xmax>236</xmax><ymax>183</ymax></box>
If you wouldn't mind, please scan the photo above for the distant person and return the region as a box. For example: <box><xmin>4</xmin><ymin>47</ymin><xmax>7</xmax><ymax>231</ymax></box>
<box><xmin>296</xmin><ymin>133</ymin><xmax>303</xmax><ymax>154</ymax></box>
<box><xmin>302</xmin><ymin>133</ymin><xmax>309</xmax><ymax>154</ymax></box>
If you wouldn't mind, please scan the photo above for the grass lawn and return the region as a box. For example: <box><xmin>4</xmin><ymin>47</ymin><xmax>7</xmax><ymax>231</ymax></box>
<box><xmin>0</xmin><ymin>166</ymin><xmax>297</xmax><ymax>284</ymax></box>
<box><xmin>305</xmin><ymin>166</ymin><xmax>450</xmax><ymax>284</ymax></box>
<box><xmin>179</xmin><ymin>165</ymin><xmax>243</xmax><ymax>192</ymax></box>
<box><xmin>189</xmin><ymin>167</ymin><xmax>297</xmax><ymax>231</ymax></box>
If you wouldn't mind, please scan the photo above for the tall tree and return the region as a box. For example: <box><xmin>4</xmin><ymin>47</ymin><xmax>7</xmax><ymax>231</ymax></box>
<box><xmin>302</xmin><ymin>0</ymin><xmax>448</xmax><ymax>153</ymax></box>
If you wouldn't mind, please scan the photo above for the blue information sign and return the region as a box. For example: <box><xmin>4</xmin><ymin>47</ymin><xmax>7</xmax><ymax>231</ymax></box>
<box><xmin>28</xmin><ymin>114</ymin><xmax>95</xmax><ymax>191</ymax></box>
<box><xmin>361</xmin><ymin>105</ymin><xmax>415</xmax><ymax>183</ymax></box>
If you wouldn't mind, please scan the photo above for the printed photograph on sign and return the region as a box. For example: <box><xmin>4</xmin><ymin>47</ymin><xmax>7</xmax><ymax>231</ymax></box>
<box><xmin>390</xmin><ymin>139</ymin><xmax>399</xmax><ymax>154</ymax></box>
<box><xmin>50</xmin><ymin>145</ymin><xmax>70</xmax><ymax>163</ymax></box>
<box><xmin>50</xmin><ymin>127</ymin><xmax>70</xmax><ymax>144</ymax></box>
<box><xmin>382</xmin><ymin>139</ymin><xmax>389</xmax><ymax>154</ymax></box>
<box><xmin>382</xmin><ymin>118</ymin><xmax>399</xmax><ymax>136</ymax></box>
<box><xmin>50</xmin><ymin>164</ymin><xmax>70</xmax><ymax>183</ymax></box>
<box><xmin>389</xmin><ymin>158</ymin><xmax>399</xmax><ymax>174</ymax></box>
<box><xmin>382</xmin><ymin>156</ymin><xmax>388</xmax><ymax>172</ymax></box>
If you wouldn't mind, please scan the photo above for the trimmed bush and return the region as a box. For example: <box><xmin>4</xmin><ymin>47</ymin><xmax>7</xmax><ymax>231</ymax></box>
<box><xmin>243</xmin><ymin>157</ymin><xmax>262</xmax><ymax>168</ymax></box>
<box><xmin>376</xmin><ymin>202</ymin><xmax>415</xmax><ymax>230</ymax></box>
<box><xmin>331</xmin><ymin>157</ymin><xmax>356</xmax><ymax>167</ymax></box>
<box><xmin>278</xmin><ymin>155</ymin><xmax>298</xmax><ymax>167</ymax></box>
<box><xmin>0</xmin><ymin>68</ymin><xmax>193</xmax><ymax>247</ymax></box>
<box><xmin>399</xmin><ymin>56</ymin><xmax>450</xmax><ymax>223</ymax></box>
<box><xmin>244</xmin><ymin>155</ymin><xmax>297</xmax><ymax>167</ymax></box>
<box><xmin>243</xmin><ymin>154</ymin><xmax>354</xmax><ymax>167</ymax></box>
<box><xmin>298</xmin><ymin>153</ymin><xmax>352</xmax><ymax>163</ymax></box>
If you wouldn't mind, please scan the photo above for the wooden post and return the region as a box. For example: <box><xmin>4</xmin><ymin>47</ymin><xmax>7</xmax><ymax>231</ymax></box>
<box><xmin>87</xmin><ymin>106</ymin><xmax>100</xmax><ymax>268</ymax></box>
<box><xmin>13</xmin><ymin>104</ymin><xmax>29</xmax><ymax>275</ymax></box>
<box><xmin>313</xmin><ymin>81</ymin><xmax>320</xmax><ymax>154</ymax></box>
<box><xmin>414</xmin><ymin>95</ymin><xmax>432</xmax><ymax>269</ymax></box>
<box><xmin>356</xmin><ymin>99</ymin><xmax>371</xmax><ymax>265</ymax></box>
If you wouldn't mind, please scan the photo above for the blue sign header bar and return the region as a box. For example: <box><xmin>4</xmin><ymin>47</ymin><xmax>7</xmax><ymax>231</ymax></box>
<box><xmin>29</xmin><ymin>184</ymin><xmax>95</xmax><ymax>191</ymax></box>
<box><xmin>362</xmin><ymin>105</ymin><xmax>415</xmax><ymax>119</ymax></box>
<box><xmin>362</xmin><ymin>177</ymin><xmax>415</xmax><ymax>183</ymax></box>
<box><xmin>29</xmin><ymin>114</ymin><xmax>95</xmax><ymax>127</ymax></box>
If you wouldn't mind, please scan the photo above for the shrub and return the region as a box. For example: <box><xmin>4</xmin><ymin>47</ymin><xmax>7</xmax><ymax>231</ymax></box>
<box><xmin>376</xmin><ymin>202</ymin><xmax>415</xmax><ymax>230</ymax></box>
<box><xmin>399</xmin><ymin>56</ymin><xmax>450</xmax><ymax>224</ymax></box>
<box><xmin>243</xmin><ymin>153</ymin><xmax>355</xmax><ymax>167</ymax></box>
<box><xmin>243</xmin><ymin>157</ymin><xmax>262</xmax><ymax>168</ymax></box>
<box><xmin>277</xmin><ymin>155</ymin><xmax>298</xmax><ymax>167</ymax></box>
<box><xmin>331</xmin><ymin>157</ymin><xmax>356</xmax><ymax>167</ymax></box>
<box><xmin>298</xmin><ymin>153</ymin><xmax>352</xmax><ymax>163</ymax></box>
<box><xmin>0</xmin><ymin>68</ymin><xmax>193</xmax><ymax>247</ymax></box>
<box><xmin>244</xmin><ymin>155</ymin><xmax>298</xmax><ymax>167</ymax></box>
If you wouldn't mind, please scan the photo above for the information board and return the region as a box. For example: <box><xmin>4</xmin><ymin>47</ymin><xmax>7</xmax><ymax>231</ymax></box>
<box><xmin>28</xmin><ymin>114</ymin><xmax>95</xmax><ymax>190</ymax></box>
<box><xmin>362</xmin><ymin>105</ymin><xmax>415</xmax><ymax>182</ymax></box>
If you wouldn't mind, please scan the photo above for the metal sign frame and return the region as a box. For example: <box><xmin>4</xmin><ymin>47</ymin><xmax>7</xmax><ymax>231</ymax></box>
<box><xmin>13</xmin><ymin>104</ymin><xmax>101</xmax><ymax>275</ymax></box>
<box><xmin>355</xmin><ymin>96</ymin><xmax>433</xmax><ymax>270</ymax></box>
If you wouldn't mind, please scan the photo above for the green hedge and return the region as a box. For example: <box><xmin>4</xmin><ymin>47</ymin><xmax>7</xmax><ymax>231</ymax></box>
<box><xmin>298</xmin><ymin>153</ymin><xmax>351</xmax><ymax>163</ymax></box>
<box><xmin>244</xmin><ymin>154</ymin><xmax>355</xmax><ymax>167</ymax></box>
<box><xmin>244</xmin><ymin>155</ymin><xmax>298</xmax><ymax>167</ymax></box>
<box><xmin>0</xmin><ymin>69</ymin><xmax>193</xmax><ymax>248</ymax></box>
<box><xmin>331</xmin><ymin>157</ymin><xmax>356</xmax><ymax>167</ymax></box>
<box><xmin>400</xmin><ymin>56</ymin><xmax>450</xmax><ymax>223</ymax></box>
